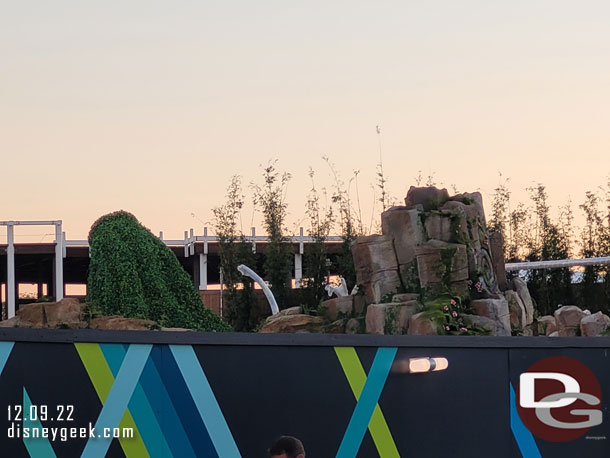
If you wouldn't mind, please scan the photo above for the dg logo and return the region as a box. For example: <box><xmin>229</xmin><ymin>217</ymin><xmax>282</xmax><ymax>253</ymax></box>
<box><xmin>516</xmin><ymin>356</ymin><xmax>603</xmax><ymax>442</ymax></box>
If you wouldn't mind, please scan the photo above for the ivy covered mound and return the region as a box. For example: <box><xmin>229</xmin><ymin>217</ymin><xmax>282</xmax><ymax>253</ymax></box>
<box><xmin>87</xmin><ymin>211</ymin><xmax>231</xmax><ymax>332</ymax></box>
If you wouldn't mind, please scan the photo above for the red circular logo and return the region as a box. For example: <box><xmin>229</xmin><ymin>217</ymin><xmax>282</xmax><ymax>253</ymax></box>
<box><xmin>516</xmin><ymin>356</ymin><xmax>602</xmax><ymax>442</ymax></box>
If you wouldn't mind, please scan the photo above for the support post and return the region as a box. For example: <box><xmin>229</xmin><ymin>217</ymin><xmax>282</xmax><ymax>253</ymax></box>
<box><xmin>54</xmin><ymin>222</ymin><xmax>64</xmax><ymax>301</ymax></box>
<box><xmin>7</xmin><ymin>223</ymin><xmax>15</xmax><ymax>318</ymax></box>
<box><xmin>199</xmin><ymin>227</ymin><xmax>208</xmax><ymax>291</ymax></box>
<box><xmin>295</xmin><ymin>227</ymin><xmax>304</xmax><ymax>288</ymax></box>
<box><xmin>199</xmin><ymin>254</ymin><xmax>208</xmax><ymax>291</ymax></box>
<box><xmin>219</xmin><ymin>268</ymin><xmax>224</xmax><ymax>317</ymax></box>
<box><xmin>251</xmin><ymin>227</ymin><xmax>256</xmax><ymax>253</ymax></box>
<box><xmin>295</xmin><ymin>254</ymin><xmax>303</xmax><ymax>288</ymax></box>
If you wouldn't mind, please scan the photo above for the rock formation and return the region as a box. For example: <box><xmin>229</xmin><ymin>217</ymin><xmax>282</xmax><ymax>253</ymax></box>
<box><xmin>351</xmin><ymin>186</ymin><xmax>536</xmax><ymax>336</ymax></box>
<box><xmin>258</xmin><ymin>186</ymin><xmax>609</xmax><ymax>337</ymax></box>
<box><xmin>0</xmin><ymin>298</ymin><xmax>162</xmax><ymax>331</ymax></box>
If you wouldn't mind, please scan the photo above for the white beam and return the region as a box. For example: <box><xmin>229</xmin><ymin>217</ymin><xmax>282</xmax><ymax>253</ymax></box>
<box><xmin>505</xmin><ymin>256</ymin><xmax>610</xmax><ymax>271</ymax></box>
<box><xmin>295</xmin><ymin>227</ymin><xmax>304</xmax><ymax>288</ymax></box>
<box><xmin>297</xmin><ymin>227</ymin><xmax>305</xmax><ymax>252</ymax></box>
<box><xmin>203</xmin><ymin>227</ymin><xmax>208</xmax><ymax>254</ymax></box>
<box><xmin>295</xmin><ymin>253</ymin><xmax>303</xmax><ymax>288</ymax></box>
<box><xmin>54</xmin><ymin>222</ymin><xmax>64</xmax><ymax>301</ymax></box>
<box><xmin>0</xmin><ymin>220</ymin><xmax>61</xmax><ymax>226</ymax></box>
<box><xmin>184</xmin><ymin>231</ymin><xmax>189</xmax><ymax>257</ymax></box>
<box><xmin>219</xmin><ymin>268</ymin><xmax>224</xmax><ymax>317</ymax></box>
<box><xmin>199</xmin><ymin>253</ymin><xmax>208</xmax><ymax>291</ymax></box>
<box><xmin>7</xmin><ymin>223</ymin><xmax>15</xmax><ymax>318</ymax></box>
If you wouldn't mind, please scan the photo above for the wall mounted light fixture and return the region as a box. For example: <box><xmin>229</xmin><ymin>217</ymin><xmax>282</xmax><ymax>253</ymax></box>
<box><xmin>391</xmin><ymin>357</ymin><xmax>449</xmax><ymax>374</ymax></box>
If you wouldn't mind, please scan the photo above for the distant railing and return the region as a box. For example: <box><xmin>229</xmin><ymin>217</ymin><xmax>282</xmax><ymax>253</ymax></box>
<box><xmin>505</xmin><ymin>256</ymin><xmax>610</xmax><ymax>271</ymax></box>
<box><xmin>0</xmin><ymin>222</ymin><xmax>346</xmax><ymax>318</ymax></box>
<box><xmin>58</xmin><ymin>227</ymin><xmax>344</xmax><ymax>257</ymax></box>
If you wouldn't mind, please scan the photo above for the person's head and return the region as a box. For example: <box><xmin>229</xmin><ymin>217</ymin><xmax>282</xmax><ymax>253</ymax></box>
<box><xmin>269</xmin><ymin>435</ymin><xmax>305</xmax><ymax>458</ymax></box>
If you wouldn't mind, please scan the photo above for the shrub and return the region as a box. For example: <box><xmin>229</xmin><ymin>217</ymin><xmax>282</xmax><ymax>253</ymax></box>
<box><xmin>212</xmin><ymin>176</ymin><xmax>258</xmax><ymax>331</ymax></box>
<box><xmin>302</xmin><ymin>168</ymin><xmax>334</xmax><ymax>309</ymax></box>
<box><xmin>251</xmin><ymin>161</ymin><xmax>293</xmax><ymax>308</ymax></box>
<box><xmin>87</xmin><ymin>211</ymin><xmax>231</xmax><ymax>331</ymax></box>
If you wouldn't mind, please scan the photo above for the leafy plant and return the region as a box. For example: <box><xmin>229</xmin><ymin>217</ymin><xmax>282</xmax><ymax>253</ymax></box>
<box><xmin>302</xmin><ymin>168</ymin><xmax>335</xmax><ymax>308</ymax></box>
<box><xmin>212</xmin><ymin>176</ymin><xmax>258</xmax><ymax>331</ymax></box>
<box><xmin>87</xmin><ymin>211</ymin><xmax>231</xmax><ymax>331</ymax></box>
<box><xmin>423</xmin><ymin>294</ymin><xmax>488</xmax><ymax>335</ymax></box>
<box><xmin>323</xmin><ymin>156</ymin><xmax>360</xmax><ymax>289</ymax></box>
<box><xmin>251</xmin><ymin>161</ymin><xmax>293</xmax><ymax>308</ymax></box>
<box><xmin>489</xmin><ymin>175</ymin><xmax>610</xmax><ymax>315</ymax></box>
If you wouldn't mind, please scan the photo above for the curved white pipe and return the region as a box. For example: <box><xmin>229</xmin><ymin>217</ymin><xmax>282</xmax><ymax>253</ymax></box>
<box><xmin>237</xmin><ymin>264</ymin><xmax>280</xmax><ymax>316</ymax></box>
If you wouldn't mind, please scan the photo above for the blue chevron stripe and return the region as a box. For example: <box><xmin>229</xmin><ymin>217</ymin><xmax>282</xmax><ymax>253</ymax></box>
<box><xmin>0</xmin><ymin>341</ymin><xmax>14</xmax><ymax>375</ymax></box>
<box><xmin>170</xmin><ymin>345</ymin><xmax>242</xmax><ymax>458</ymax></box>
<box><xmin>81</xmin><ymin>344</ymin><xmax>152</xmax><ymax>458</ymax></box>
<box><xmin>140</xmin><ymin>350</ymin><xmax>197</xmax><ymax>458</ymax></box>
<box><xmin>510</xmin><ymin>384</ymin><xmax>542</xmax><ymax>458</ymax></box>
<box><xmin>101</xmin><ymin>344</ymin><xmax>173</xmax><ymax>458</ymax></box>
<box><xmin>152</xmin><ymin>345</ymin><xmax>218</xmax><ymax>458</ymax></box>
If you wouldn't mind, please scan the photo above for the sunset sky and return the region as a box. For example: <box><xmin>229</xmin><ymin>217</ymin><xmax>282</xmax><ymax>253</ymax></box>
<box><xmin>2</xmin><ymin>1</ymin><xmax>609</xmax><ymax>242</ymax></box>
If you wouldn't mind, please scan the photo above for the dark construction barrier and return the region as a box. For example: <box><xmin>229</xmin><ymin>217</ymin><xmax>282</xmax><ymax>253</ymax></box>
<box><xmin>0</xmin><ymin>329</ymin><xmax>609</xmax><ymax>457</ymax></box>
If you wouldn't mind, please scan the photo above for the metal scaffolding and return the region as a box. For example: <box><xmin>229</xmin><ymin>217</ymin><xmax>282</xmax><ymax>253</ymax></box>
<box><xmin>0</xmin><ymin>220</ymin><xmax>64</xmax><ymax>318</ymax></box>
<box><xmin>5</xmin><ymin>218</ymin><xmax>604</xmax><ymax>321</ymax></box>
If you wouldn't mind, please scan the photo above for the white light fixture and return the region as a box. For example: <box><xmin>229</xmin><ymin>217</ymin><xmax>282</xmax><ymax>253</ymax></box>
<box><xmin>391</xmin><ymin>357</ymin><xmax>449</xmax><ymax>374</ymax></box>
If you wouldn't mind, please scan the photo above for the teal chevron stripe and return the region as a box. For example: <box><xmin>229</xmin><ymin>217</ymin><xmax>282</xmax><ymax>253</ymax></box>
<box><xmin>81</xmin><ymin>344</ymin><xmax>152</xmax><ymax>458</ymax></box>
<box><xmin>169</xmin><ymin>345</ymin><xmax>242</xmax><ymax>458</ymax></box>
<box><xmin>0</xmin><ymin>341</ymin><xmax>14</xmax><ymax>375</ymax></box>
<box><xmin>336</xmin><ymin>347</ymin><xmax>397</xmax><ymax>458</ymax></box>
<box><xmin>141</xmin><ymin>351</ymin><xmax>197</xmax><ymax>458</ymax></box>
<box><xmin>510</xmin><ymin>384</ymin><xmax>542</xmax><ymax>458</ymax></box>
<box><xmin>23</xmin><ymin>388</ymin><xmax>57</xmax><ymax>458</ymax></box>
<box><xmin>101</xmin><ymin>344</ymin><xmax>173</xmax><ymax>458</ymax></box>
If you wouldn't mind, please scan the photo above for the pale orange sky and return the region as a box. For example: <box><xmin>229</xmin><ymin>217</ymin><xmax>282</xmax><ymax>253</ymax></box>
<box><xmin>1</xmin><ymin>1</ymin><xmax>609</xmax><ymax>241</ymax></box>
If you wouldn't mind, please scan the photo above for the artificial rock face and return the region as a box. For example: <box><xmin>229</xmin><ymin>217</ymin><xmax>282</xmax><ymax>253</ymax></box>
<box><xmin>381</xmin><ymin>205</ymin><xmax>425</xmax><ymax>272</ymax></box>
<box><xmin>351</xmin><ymin>186</ymin><xmax>536</xmax><ymax>336</ymax></box>
<box><xmin>351</xmin><ymin>234</ymin><xmax>403</xmax><ymax>304</ymax></box>
<box><xmin>353</xmin><ymin>186</ymin><xmax>502</xmax><ymax>303</ymax></box>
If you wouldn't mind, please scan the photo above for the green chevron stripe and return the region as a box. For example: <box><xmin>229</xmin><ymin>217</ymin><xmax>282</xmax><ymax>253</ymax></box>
<box><xmin>75</xmin><ymin>343</ymin><xmax>149</xmax><ymax>458</ymax></box>
<box><xmin>335</xmin><ymin>347</ymin><xmax>400</xmax><ymax>458</ymax></box>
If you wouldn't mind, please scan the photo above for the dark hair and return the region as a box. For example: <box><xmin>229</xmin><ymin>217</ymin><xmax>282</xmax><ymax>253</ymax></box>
<box><xmin>269</xmin><ymin>436</ymin><xmax>305</xmax><ymax>457</ymax></box>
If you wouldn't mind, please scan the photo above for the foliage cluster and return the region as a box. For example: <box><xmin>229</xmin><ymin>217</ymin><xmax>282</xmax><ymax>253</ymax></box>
<box><xmin>211</xmin><ymin>157</ymin><xmax>381</xmax><ymax>317</ymax></box>
<box><xmin>423</xmin><ymin>294</ymin><xmax>489</xmax><ymax>336</ymax></box>
<box><xmin>302</xmin><ymin>168</ymin><xmax>334</xmax><ymax>309</ymax></box>
<box><xmin>211</xmin><ymin>176</ymin><xmax>258</xmax><ymax>331</ymax></box>
<box><xmin>251</xmin><ymin>161</ymin><xmax>294</xmax><ymax>309</ymax></box>
<box><xmin>489</xmin><ymin>176</ymin><xmax>610</xmax><ymax>315</ymax></box>
<box><xmin>323</xmin><ymin>157</ymin><xmax>360</xmax><ymax>290</ymax></box>
<box><xmin>87</xmin><ymin>211</ymin><xmax>231</xmax><ymax>331</ymax></box>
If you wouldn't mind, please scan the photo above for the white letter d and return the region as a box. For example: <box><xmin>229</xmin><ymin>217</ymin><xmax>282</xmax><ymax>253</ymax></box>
<box><xmin>520</xmin><ymin>372</ymin><xmax>580</xmax><ymax>408</ymax></box>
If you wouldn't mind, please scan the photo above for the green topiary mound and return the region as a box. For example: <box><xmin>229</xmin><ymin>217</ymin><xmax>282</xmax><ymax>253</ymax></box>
<box><xmin>87</xmin><ymin>211</ymin><xmax>232</xmax><ymax>331</ymax></box>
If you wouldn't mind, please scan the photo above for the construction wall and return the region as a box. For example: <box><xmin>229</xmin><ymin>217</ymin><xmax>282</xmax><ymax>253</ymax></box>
<box><xmin>0</xmin><ymin>330</ymin><xmax>609</xmax><ymax>457</ymax></box>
